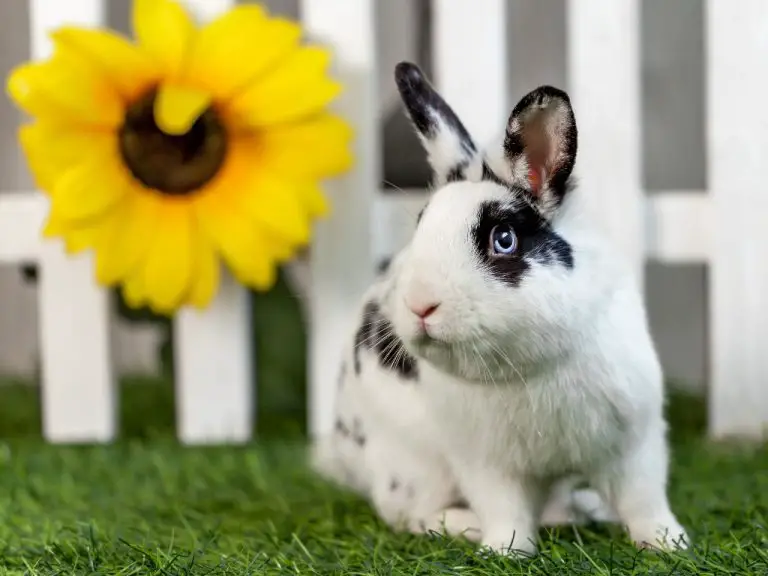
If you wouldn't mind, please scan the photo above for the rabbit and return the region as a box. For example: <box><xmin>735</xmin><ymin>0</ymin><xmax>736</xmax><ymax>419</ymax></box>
<box><xmin>312</xmin><ymin>60</ymin><xmax>688</xmax><ymax>557</ymax></box>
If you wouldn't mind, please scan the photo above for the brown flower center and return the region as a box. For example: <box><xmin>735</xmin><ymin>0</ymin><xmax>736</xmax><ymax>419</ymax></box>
<box><xmin>119</xmin><ymin>88</ymin><xmax>227</xmax><ymax>195</ymax></box>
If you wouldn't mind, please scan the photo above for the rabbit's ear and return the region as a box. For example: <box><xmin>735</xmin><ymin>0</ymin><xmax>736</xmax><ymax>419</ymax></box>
<box><xmin>395</xmin><ymin>62</ymin><xmax>477</xmax><ymax>186</ymax></box>
<box><xmin>502</xmin><ymin>86</ymin><xmax>577</xmax><ymax>216</ymax></box>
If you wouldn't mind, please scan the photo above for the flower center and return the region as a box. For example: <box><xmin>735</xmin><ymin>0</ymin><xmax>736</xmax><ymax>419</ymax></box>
<box><xmin>119</xmin><ymin>89</ymin><xmax>227</xmax><ymax>195</ymax></box>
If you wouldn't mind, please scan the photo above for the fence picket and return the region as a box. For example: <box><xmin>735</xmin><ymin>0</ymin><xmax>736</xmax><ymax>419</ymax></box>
<box><xmin>172</xmin><ymin>0</ymin><xmax>254</xmax><ymax>444</ymax></box>
<box><xmin>432</xmin><ymin>0</ymin><xmax>508</xmax><ymax>148</ymax></box>
<box><xmin>705</xmin><ymin>0</ymin><xmax>768</xmax><ymax>439</ymax></box>
<box><xmin>566</xmin><ymin>0</ymin><xmax>644</xmax><ymax>286</ymax></box>
<box><xmin>301</xmin><ymin>0</ymin><xmax>378</xmax><ymax>439</ymax></box>
<box><xmin>29</xmin><ymin>0</ymin><xmax>117</xmax><ymax>443</ymax></box>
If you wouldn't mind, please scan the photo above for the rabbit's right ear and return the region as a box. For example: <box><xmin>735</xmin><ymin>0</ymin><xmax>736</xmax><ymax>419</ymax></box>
<box><xmin>395</xmin><ymin>62</ymin><xmax>477</xmax><ymax>186</ymax></box>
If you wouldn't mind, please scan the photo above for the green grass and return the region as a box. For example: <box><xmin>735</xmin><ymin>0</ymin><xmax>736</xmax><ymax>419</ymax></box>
<box><xmin>0</xmin><ymin>380</ymin><xmax>766</xmax><ymax>575</ymax></box>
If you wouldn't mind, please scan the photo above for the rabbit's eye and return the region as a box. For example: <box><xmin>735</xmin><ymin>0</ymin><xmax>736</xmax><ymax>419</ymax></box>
<box><xmin>490</xmin><ymin>224</ymin><xmax>518</xmax><ymax>255</ymax></box>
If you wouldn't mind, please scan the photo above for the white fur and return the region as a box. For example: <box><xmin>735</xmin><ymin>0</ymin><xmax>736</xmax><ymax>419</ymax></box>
<box><xmin>312</xmin><ymin>78</ymin><xmax>688</xmax><ymax>558</ymax></box>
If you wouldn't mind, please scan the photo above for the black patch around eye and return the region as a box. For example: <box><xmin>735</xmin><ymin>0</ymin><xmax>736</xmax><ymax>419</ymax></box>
<box><xmin>353</xmin><ymin>301</ymin><xmax>419</xmax><ymax>381</ymax></box>
<box><xmin>471</xmin><ymin>198</ymin><xmax>574</xmax><ymax>286</ymax></box>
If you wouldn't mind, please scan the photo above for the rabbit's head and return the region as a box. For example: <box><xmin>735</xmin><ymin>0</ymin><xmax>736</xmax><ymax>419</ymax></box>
<box><xmin>385</xmin><ymin>62</ymin><xmax>612</xmax><ymax>382</ymax></box>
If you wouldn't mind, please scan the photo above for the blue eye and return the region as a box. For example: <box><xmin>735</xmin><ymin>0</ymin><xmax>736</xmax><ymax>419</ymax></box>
<box><xmin>490</xmin><ymin>224</ymin><xmax>517</xmax><ymax>255</ymax></box>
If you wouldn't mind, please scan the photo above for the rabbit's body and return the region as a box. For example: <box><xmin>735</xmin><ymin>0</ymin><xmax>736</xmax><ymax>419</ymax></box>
<box><xmin>314</xmin><ymin>254</ymin><xmax>614</xmax><ymax>540</ymax></box>
<box><xmin>313</xmin><ymin>62</ymin><xmax>688</xmax><ymax>557</ymax></box>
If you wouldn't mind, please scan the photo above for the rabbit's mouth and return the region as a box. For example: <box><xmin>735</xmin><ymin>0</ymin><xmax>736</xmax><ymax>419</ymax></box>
<box><xmin>405</xmin><ymin>330</ymin><xmax>470</xmax><ymax>375</ymax></box>
<box><xmin>412</xmin><ymin>331</ymin><xmax>449</xmax><ymax>349</ymax></box>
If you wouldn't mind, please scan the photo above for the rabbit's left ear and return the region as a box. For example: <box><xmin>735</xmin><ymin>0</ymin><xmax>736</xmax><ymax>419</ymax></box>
<box><xmin>395</xmin><ymin>61</ymin><xmax>478</xmax><ymax>186</ymax></box>
<box><xmin>502</xmin><ymin>86</ymin><xmax>578</xmax><ymax>216</ymax></box>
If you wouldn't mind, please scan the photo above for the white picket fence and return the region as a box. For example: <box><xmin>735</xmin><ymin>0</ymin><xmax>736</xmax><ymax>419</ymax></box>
<box><xmin>0</xmin><ymin>0</ymin><xmax>766</xmax><ymax>444</ymax></box>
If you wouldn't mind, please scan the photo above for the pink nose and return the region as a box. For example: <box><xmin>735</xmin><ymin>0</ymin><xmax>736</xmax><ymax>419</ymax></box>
<box><xmin>409</xmin><ymin>302</ymin><xmax>440</xmax><ymax>319</ymax></box>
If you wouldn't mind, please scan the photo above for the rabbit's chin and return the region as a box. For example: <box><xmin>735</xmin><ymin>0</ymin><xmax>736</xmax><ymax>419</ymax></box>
<box><xmin>402</xmin><ymin>331</ymin><xmax>523</xmax><ymax>385</ymax></box>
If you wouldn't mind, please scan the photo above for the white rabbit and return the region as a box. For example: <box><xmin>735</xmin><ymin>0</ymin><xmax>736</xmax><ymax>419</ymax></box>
<box><xmin>312</xmin><ymin>61</ymin><xmax>688</xmax><ymax>557</ymax></box>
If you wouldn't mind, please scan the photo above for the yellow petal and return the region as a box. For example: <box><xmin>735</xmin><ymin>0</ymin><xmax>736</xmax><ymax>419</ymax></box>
<box><xmin>154</xmin><ymin>83</ymin><xmax>212</xmax><ymax>135</ymax></box>
<box><xmin>244</xmin><ymin>174</ymin><xmax>310</xmax><ymax>246</ymax></box>
<box><xmin>298</xmin><ymin>182</ymin><xmax>330</xmax><ymax>219</ymax></box>
<box><xmin>184</xmin><ymin>6</ymin><xmax>301</xmax><ymax>99</ymax></box>
<box><xmin>195</xmin><ymin>187</ymin><xmax>277</xmax><ymax>291</ymax></box>
<box><xmin>50</xmin><ymin>27</ymin><xmax>160</xmax><ymax>102</ymax></box>
<box><xmin>95</xmin><ymin>189</ymin><xmax>161</xmax><ymax>286</ymax></box>
<box><xmin>259</xmin><ymin>114</ymin><xmax>354</xmax><ymax>178</ymax></box>
<box><xmin>142</xmin><ymin>201</ymin><xmax>194</xmax><ymax>314</ymax></box>
<box><xmin>51</xmin><ymin>140</ymin><xmax>128</xmax><ymax>222</ymax></box>
<box><xmin>226</xmin><ymin>46</ymin><xmax>342</xmax><ymax>127</ymax></box>
<box><xmin>259</xmin><ymin>229</ymin><xmax>300</xmax><ymax>263</ymax></box>
<box><xmin>186</xmin><ymin>229</ymin><xmax>220</xmax><ymax>308</ymax></box>
<box><xmin>7</xmin><ymin>55</ymin><xmax>123</xmax><ymax>127</ymax></box>
<box><xmin>19</xmin><ymin>123</ymin><xmax>115</xmax><ymax>193</ymax></box>
<box><xmin>132</xmin><ymin>0</ymin><xmax>195</xmax><ymax>77</ymax></box>
<box><xmin>43</xmin><ymin>211</ymin><xmax>108</xmax><ymax>254</ymax></box>
<box><xmin>220</xmin><ymin>137</ymin><xmax>310</xmax><ymax>246</ymax></box>
<box><xmin>122</xmin><ymin>273</ymin><xmax>148</xmax><ymax>310</ymax></box>
<box><xmin>63</xmin><ymin>230</ymin><xmax>101</xmax><ymax>254</ymax></box>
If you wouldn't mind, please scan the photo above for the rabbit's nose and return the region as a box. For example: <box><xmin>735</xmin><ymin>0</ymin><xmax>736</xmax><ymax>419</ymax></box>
<box><xmin>408</xmin><ymin>302</ymin><xmax>440</xmax><ymax>319</ymax></box>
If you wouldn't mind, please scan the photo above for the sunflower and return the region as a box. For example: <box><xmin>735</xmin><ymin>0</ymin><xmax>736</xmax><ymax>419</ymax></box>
<box><xmin>6</xmin><ymin>0</ymin><xmax>353</xmax><ymax>314</ymax></box>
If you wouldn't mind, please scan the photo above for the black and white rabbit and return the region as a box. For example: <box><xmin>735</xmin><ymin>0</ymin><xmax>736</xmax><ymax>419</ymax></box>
<box><xmin>313</xmin><ymin>62</ymin><xmax>688</xmax><ymax>557</ymax></box>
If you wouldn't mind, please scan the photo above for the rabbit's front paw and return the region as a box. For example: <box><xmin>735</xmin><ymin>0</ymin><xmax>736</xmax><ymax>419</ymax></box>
<box><xmin>412</xmin><ymin>506</ymin><xmax>482</xmax><ymax>542</ymax></box>
<box><xmin>480</xmin><ymin>526</ymin><xmax>538</xmax><ymax>558</ymax></box>
<box><xmin>629</xmin><ymin>516</ymin><xmax>689</xmax><ymax>551</ymax></box>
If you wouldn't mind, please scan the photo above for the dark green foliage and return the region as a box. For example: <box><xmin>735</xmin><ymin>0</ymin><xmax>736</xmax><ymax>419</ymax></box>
<box><xmin>250</xmin><ymin>267</ymin><xmax>309</xmax><ymax>439</ymax></box>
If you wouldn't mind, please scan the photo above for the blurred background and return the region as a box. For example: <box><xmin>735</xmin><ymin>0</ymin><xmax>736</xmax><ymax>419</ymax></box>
<box><xmin>0</xmin><ymin>0</ymin><xmax>707</xmax><ymax>433</ymax></box>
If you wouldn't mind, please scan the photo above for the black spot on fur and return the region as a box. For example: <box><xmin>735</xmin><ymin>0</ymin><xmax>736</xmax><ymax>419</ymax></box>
<box><xmin>337</xmin><ymin>361</ymin><xmax>347</xmax><ymax>389</ymax></box>
<box><xmin>394</xmin><ymin>62</ymin><xmax>476</xmax><ymax>158</ymax></box>
<box><xmin>351</xmin><ymin>417</ymin><xmax>366</xmax><ymax>447</ymax></box>
<box><xmin>377</xmin><ymin>257</ymin><xmax>392</xmax><ymax>275</ymax></box>
<box><xmin>445</xmin><ymin>163</ymin><xmax>467</xmax><ymax>183</ymax></box>
<box><xmin>471</xmin><ymin>199</ymin><xmax>574</xmax><ymax>286</ymax></box>
<box><xmin>416</xmin><ymin>205</ymin><xmax>427</xmax><ymax>224</ymax></box>
<box><xmin>481</xmin><ymin>160</ymin><xmax>507</xmax><ymax>187</ymax></box>
<box><xmin>353</xmin><ymin>301</ymin><xmax>419</xmax><ymax>381</ymax></box>
<box><xmin>335</xmin><ymin>418</ymin><xmax>350</xmax><ymax>437</ymax></box>
<box><xmin>502</xmin><ymin>127</ymin><xmax>525</xmax><ymax>158</ymax></box>
<box><xmin>335</xmin><ymin>416</ymin><xmax>367</xmax><ymax>447</ymax></box>
<box><xmin>389</xmin><ymin>478</ymin><xmax>400</xmax><ymax>491</ymax></box>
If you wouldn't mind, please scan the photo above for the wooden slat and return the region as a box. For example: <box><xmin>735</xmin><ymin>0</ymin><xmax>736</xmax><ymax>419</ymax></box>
<box><xmin>432</xmin><ymin>0</ymin><xmax>508</xmax><ymax>147</ymax></box>
<box><xmin>567</xmin><ymin>0</ymin><xmax>644</xmax><ymax>286</ymax></box>
<box><xmin>30</xmin><ymin>0</ymin><xmax>117</xmax><ymax>443</ymax></box>
<box><xmin>301</xmin><ymin>0</ymin><xmax>378</xmax><ymax>438</ymax></box>
<box><xmin>0</xmin><ymin>192</ymin><xmax>47</xmax><ymax>263</ymax></box>
<box><xmin>172</xmin><ymin>0</ymin><xmax>254</xmax><ymax>444</ymax></box>
<box><xmin>705</xmin><ymin>0</ymin><xmax>768</xmax><ymax>439</ymax></box>
<box><xmin>644</xmin><ymin>192</ymin><xmax>711</xmax><ymax>263</ymax></box>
